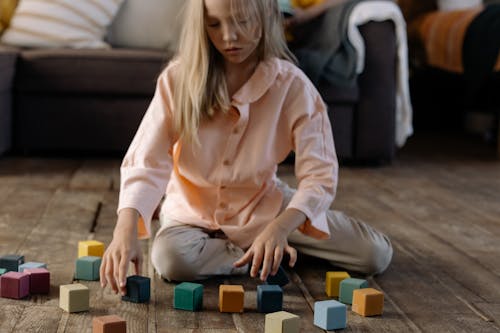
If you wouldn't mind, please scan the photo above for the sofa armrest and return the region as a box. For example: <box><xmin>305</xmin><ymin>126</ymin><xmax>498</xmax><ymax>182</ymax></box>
<box><xmin>0</xmin><ymin>45</ymin><xmax>19</xmax><ymax>155</ymax></box>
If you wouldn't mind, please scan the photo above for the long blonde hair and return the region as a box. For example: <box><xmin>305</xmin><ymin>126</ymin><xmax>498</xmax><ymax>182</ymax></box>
<box><xmin>173</xmin><ymin>0</ymin><xmax>296</xmax><ymax>145</ymax></box>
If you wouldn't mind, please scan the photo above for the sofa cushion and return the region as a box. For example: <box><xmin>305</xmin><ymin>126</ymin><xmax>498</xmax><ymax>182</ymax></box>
<box><xmin>0</xmin><ymin>45</ymin><xmax>17</xmax><ymax>91</ymax></box>
<box><xmin>15</xmin><ymin>48</ymin><xmax>170</xmax><ymax>95</ymax></box>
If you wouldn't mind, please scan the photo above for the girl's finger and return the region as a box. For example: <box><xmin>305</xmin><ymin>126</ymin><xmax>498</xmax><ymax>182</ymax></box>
<box><xmin>260</xmin><ymin>244</ymin><xmax>275</xmax><ymax>281</ymax></box>
<box><xmin>118</xmin><ymin>253</ymin><xmax>129</xmax><ymax>295</ymax></box>
<box><xmin>272</xmin><ymin>247</ymin><xmax>283</xmax><ymax>275</ymax></box>
<box><xmin>134</xmin><ymin>253</ymin><xmax>143</xmax><ymax>276</ymax></box>
<box><xmin>286</xmin><ymin>245</ymin><xmax>297</xmax><ymax>267</ymax></box>
<box><xmin>250</xmin><ymin>247</ymin><xmax>264</xmax><ymax>278</ymax></box>
<box><xmin>234</xmin><ymin>248</ymin><xmax>253</xmax><ymax>267</ymax></box>
<box><xmin>100</xmin><ymin>255</ymin><xmax>107</xmax><ymax>287</ymax></box>
<box><xmin>105</xmin><ymin>256</ymin><xmax>116</xmax><ymax>293</ymax></box>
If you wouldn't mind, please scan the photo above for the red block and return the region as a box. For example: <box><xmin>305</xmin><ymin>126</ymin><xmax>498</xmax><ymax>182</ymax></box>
<box><xmin>0</xmin><ymin>271</ymin><xmax>30</xmax><ymax>299</ymax></box>
<box><xmin>25</xmin><ymin>268</ymin><xmax>50</xmax><ymax>294</ymax></box>
<box><xmin>93</xmin><ymin>315</ymin><xmax>127</xmax><ymax>333</ymax></box>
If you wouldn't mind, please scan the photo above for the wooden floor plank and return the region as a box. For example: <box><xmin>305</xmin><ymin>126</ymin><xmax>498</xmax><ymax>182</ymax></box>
<box><xmin>10</xmin><ymin>306</ymin><xmax>62</xmax><ymax>333</ymax></box>
<box><xmin>68</xmin><ymin>160</ymin><xmax>120</xmax><ymax>190</ymax></box>
<box><xmin>0</xmin><ymin>305</ymin><xmax>25</xmax><ymax>332</ymax></box>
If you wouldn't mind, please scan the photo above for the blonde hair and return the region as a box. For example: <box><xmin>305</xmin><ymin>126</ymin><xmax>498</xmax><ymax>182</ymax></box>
<box><xmin>173</xmin><ymin>0</ymin><xmax>296</xmax><ymax>145</ymax></box>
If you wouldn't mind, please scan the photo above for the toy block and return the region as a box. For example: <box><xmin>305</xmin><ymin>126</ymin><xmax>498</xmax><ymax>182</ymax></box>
<box><xmin>78</xmin><ymin>240</ymin><xmax>105</xmax><ymax>258</ymax></box>
<box><xmin>75</xmin><ymin>256</ymin><xmax>101</xmax><ymax>281</ymax></box>
<box><xmin>339</xmin><ymin>278</ymin><xmax>368</xmax><ymax>304</ymax></box>
<box><xmin>0</xmin><ymin>271</ymin><xmax>30</xmax><ymax>299</ymax></box>
<box><xmin>219</xmin><ymin>285</ymin><xmax>244</xmax><ymax>313</ymax></box>
<box><xmin>264</xmin><ymin>311</ymin><xmax>300</xmax><ymax>333</ymax></box>
<box><xmin>352</xmin><ymin>288</ymin><xmax>384</xmax><ymax>316</ymax></box>
<box><xmin>313</xmin><ymin>299</ymin><xmax>347</xmax><ymax>330</ymax></box>
<box><xmin>59</xmin><ymin>283</ymin><xmax>89</xmax><ymax>312</ymax></box>
<box><xmin>0</xmin><ymin>254</ymin><xmax>25</xmax><ymax>272</ymax></box>
<box><xmin>24</xmin><ymin>268</ymin><xmax>50</xmax><ymax>294</ymax></box>
<box><xmin>0</xmin><ymin>268</ymin><xmax>6</xmax><ymax>276</ymax></box>
<box><xmin>265</xmin><ymin>266</ymin><xmax>289</xmax><ymax>287</ymax></box>
<box><xmin>18</xmin><ymin>262</ymin><xmax>47</xmax><ymax>272</ymax></box>
<box><xmin>92</xmin><ymin>315</ymin><xmax>127</xmax><ymax>333</ymax></box>
<box><xmin>325</xmin><ymin>271</ymin><xmax>350</xmax><ymax>297</ymax></box>
<box><xmin>174</xmin><ymin>282</ymin><xmax>203</xmax><ymax>311</ymax></box>
<box><xmin>122</xmin><ymin>275</ymin><xmax>150</xmax><ymax>303</ymax></box>
<box><xmin>257</xmin><ymin>284</ymin><xmax>283</xmax><ymax>313</ymax></box>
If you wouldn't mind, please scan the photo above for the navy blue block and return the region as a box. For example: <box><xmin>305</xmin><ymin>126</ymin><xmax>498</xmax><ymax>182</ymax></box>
<box><xmin>122</xmin><ymin>275</ymin><xmax>150</xmax><ymax>303</ymax></box>
<box><xmin>257</xmin><ymin>285</ymin><xmax>283</xmax><ymax>313</ymax></box>
<box><xmin>0</xmin><ymin>255</ymin><xmax>25</xmax><ymax>272</ymax></box>
<box><xmin>265</xmin><ymin>266</ymin><xmax>289</xmax><ymax>287</ymax></box>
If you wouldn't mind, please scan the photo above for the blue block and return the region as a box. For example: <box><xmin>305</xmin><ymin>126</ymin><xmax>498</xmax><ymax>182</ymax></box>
<box><xmin>122</xmin><ymin>275</ymin><xmax>150</xmax><ymax>303</ymax></box>
<box><xmin>265</xmin><ymin>266</ymin><xmax>289</xmax><ymax>287</ymax></box>
<box><xmin>0</xmin><ymin>255</ymin><xmax>24</xmax><ymax>272</ymax></box>
<box><xmin>75</xmin><ymin>256</ymin><xmax>101</xmax><ymax>281</ymax></box>
<box><xmin>18</xmin><ymin>262</ymin><xmax>47</xmax><ymax>272</ymax></box>
<box><xmin>339</xmin><ymin>278</ymin><xmax>368</xmax><ymax>304</ymax></box>
<box><xmin>257</xmin><ymin>284</ymin><xmax>283</xmax><ymax>313</ymax></box>
<box><xmin>314</xmin><ymin>300</ymin><xmax>347</xmax><ymax>330</ymax></box>
<box><xmin>174</xmin><ymin>282</ymin><xmax>203</xmax><ymax>311</ymax></box>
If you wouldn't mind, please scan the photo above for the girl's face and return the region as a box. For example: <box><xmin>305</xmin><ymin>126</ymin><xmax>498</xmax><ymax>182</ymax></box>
<box><xmin>204</xmin><ymin>0</ymin><xmax>261</xmax><ymax>66</ymax></box>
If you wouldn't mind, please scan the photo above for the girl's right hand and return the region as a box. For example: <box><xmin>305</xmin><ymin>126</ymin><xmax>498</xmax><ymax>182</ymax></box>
<box><xmin>100</xmin><ymin>208</ymin><xmax>143</xmax><ymax>296</ymax></box>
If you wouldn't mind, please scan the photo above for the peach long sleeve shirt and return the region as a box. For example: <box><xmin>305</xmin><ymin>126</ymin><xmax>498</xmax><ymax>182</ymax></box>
<box><xmin>118</xmin><ymin>57</ymin><xmax>338</xmax><ymax>249</ymax></box>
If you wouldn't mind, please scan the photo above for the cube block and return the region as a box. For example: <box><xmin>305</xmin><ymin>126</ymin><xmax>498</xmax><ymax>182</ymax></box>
<box><xmin>122</xmin><ymin>275</ymin><xmax>150</xmax><ymax>303</ymax></box>
<box><xmin>78</xmin><ymin>240</ymin><xmax>105</xmax><ymax>258</ymax></box>
<box><xmin>314</xmin><ymin>299</ymin><xmax>347</xmax><ymax>330</ymax></box>
<box><xmin>325</xmin><ymin>271</ymin><xmax>350</xmax><ymax>297</ymax></box>
<box><xmin>265</xmin><ymin>266</ymin><xmax>289</xmax><ymax>287</ymax></box>
<box><xmin>0</xmin><ymin>268</ymin><xmax>6</xmax><ymax>276</ymax></box>
<box><xmin>18</xmin><ymin>262</ymin><xmax>47</xmax><ymax>272</ymax></box>
<box><xmin>339</xmin><ymin>278</ymin><xmax>368</xmax><ymax>304</ymax></box>
<box><xmin>265</xmin><ymin>311</ymin><xmax>300</xmax><ymax>333</ymax></box>
<box><xmin>92</xmin><ymin>315</ymin><xmax>127</xmax><ymax>333</ymax></box>
<box><xmin>0</xmin><ymin>271</ymin><xmax>30</xmax><ymax>299</ymax></box>
<box><xmin>352</xmin><ymin>288</ymin><xmax>384</xmax><ymax>316</ymax></box>
<box><xmin>25</xmin><ymin>268</ymin><xmax>50</xmax><ymax>294</ymax></box>
<box><xmin>174</xmin><ymin>282</ymin><xmax>203</xmax><ymax>311</ymax></box>
<box><xmin>75</xmin><ymin>256</ymin><xmax>101</xmax><ymax>281</ymax></box>
<box><xmin>59</xmin><ymin>283</ymin><xmax>90</xmax><ymax>312</ymax></box>
<box><xmin>0</xmin><ymin>254</ymin><xmax>25</xmax><ymax>272</ymax></box>
<box><xmin>219</xmin><ymin>285</ymin><xmax>244</xmax><ymax>313</ymax></box>
<box><xmin>257</xmin><ymin>284</ymin><xmax>283</xmax><ymax>313</ymax></box>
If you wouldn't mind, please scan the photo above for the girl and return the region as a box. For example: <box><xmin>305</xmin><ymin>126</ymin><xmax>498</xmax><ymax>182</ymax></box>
<box><xmin>100</xmin><ymin>0</ymin><xmax>393</xmax><ymax>296</ymax></box>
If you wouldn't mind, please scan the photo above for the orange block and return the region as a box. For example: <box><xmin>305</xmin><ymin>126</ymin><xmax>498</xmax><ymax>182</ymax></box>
<box><xmin>352</xmin><ymin>288</ymin><xmax>384</xmax><ymax>317</ymax></box>
<box><xmin>219</xmin><ymin>285</ymin><xmax>244</xmax><ymax>313</ymax></box>
<box><xmin>92</xmin><ymin>315</ymin><xmax>126</xmax><ymax>333</ymax></box>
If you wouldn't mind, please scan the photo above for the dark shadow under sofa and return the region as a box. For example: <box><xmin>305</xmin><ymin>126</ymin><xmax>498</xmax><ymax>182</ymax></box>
<box><xmin>0</xmin><ymin>20</ymin><xmax>397</xmax><ymax>164</ymax></box>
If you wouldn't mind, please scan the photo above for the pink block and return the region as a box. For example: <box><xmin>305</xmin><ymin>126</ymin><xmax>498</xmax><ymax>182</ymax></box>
<box><xmin>0</xmin><ymin>271</ymin><xmax>30</xmax><ymax>299</ymax></box>
<box><xmin>25</xmin><ymin>268</ymin><xmax>50</xmax><ymax>294</ymax></box>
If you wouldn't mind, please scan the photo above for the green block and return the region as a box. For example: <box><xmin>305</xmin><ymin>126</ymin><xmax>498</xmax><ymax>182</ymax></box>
<box><xmin>0</xmin><ymin>268</ymin><xmax>6</xmax><ymax>276</ymax></box>
<box><xmin>75</xmin><ymin>256</ymin><xmax>101</xmax><ymax>281</ymax></box>
<box><xmin>174</xmin><ymin>282</ymin><xmax>203</xmax><ymax>311</ymax></box>
<box><xmin>339</xmin><ymin>278</ymin><xmax>368</xmax><ymax>304</ymax></box>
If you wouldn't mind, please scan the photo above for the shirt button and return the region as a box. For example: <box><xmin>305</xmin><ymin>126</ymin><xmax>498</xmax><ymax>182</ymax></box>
<box><xmin>232</xmin><ymin>127</ymin><xmax>239</xmax><ymax>134</ymax></box>
<box><xmin>219</xmin><ymin>202</ymin><xmax>227</xmax><ymax>209</ymax></box>
<box><xmin>221</xmin><ymin>185</ymin><xmax>227</xmax><ymax>189</ymax></box>
<box><xmin>223</xmin><ymin>160</ymin><xmax>231</xmax><ymax>166</ymax></box>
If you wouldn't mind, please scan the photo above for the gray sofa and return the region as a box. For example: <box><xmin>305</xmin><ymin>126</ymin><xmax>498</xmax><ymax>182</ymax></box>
<box><xmin>0</xmin><ymin>20</ymin><xmax>397</xmax><ymax>163</ymax></box>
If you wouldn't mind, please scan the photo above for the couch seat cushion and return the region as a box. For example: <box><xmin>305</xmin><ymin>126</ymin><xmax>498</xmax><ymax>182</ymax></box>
<box><xmin>15</xmin><ymin>48</ymin><xmax>170</xmax><ymax>95</ymax></box>
<box><xmin>0</xmin><ymin>45</ymin><xmax>17</xmax><ymax>92</ymax></box>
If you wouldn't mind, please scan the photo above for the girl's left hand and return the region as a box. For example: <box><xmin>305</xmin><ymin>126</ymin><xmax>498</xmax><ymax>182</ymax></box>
<box><xmin>233</xmin><ymin>223</ymin><xmax>297</xmax><ymax>281</ymax></box>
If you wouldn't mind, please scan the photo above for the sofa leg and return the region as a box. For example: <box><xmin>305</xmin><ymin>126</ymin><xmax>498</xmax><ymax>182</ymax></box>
<box><xmin>497</xmin><ymin>117</ymin><xmax>500</xmax><ymax>158</ymax></box>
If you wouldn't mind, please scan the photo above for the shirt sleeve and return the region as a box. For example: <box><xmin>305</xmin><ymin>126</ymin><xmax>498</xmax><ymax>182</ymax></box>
<box><xmin>117</xmin><ymin>65</ymin><xmax>178</xmax><ymax>239</ymax></box>
<box><xmin>285</xmin><ymin>77</ymin><xmax>339</xmax><ymax>239</ymax></box>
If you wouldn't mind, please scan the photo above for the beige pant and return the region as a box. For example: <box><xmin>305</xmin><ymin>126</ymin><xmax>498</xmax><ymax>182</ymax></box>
<box><xmin>151</xmin><ymin>180</ymin><xmax>393</xmax><ymax>281</ymax></box>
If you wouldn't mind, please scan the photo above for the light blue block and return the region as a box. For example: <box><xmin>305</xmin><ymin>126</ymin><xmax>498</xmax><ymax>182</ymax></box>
<box><xmin>75</xmin><ymin>256</ymin><xmax>101</xmax><ymax>281</ymax></box>
<box><xmin>314</xmin><ymin>300</ymin><xmax>347</xmax><ymax>330</ymax></box>
<box><xmin>18</xmin><ymin>262</ymin><xmax>47</xmax><ymax>272</ymax></box>
<box><xmin>339</xmin><ymin>278</ymin><xmax>368</xmax><ymax>304</ymax></box>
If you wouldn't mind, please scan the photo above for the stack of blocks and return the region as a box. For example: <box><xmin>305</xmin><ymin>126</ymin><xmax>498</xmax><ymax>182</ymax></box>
<box><xmin>264</xmin><ymin>311</ymin><xmax>300</xmax><ymax>333</ymax></box>
<box><xmin>75</xmin><ymin>256</ymin><xmax>102</xmax><ymax>281</ymax></box>
<box><xmin>0</xmin><ymin>255</ymin><xmax>50</xmax><ymax>299</ymax></box>
<box><xmin>92</xmin><ymin>315</ymin><xmax>127</xmax><ymax>333</ymax></box>
<box><xmin>59</xmin><ymin>283</ymin><xmax>90</xmax><ymax>312</ymax></box>
<box><xmin>219</xmin><ymin>285</ymin><xmax>244</xmax><ymax>313</ymax></box>
<box><xmin>174</xmin><ymin>282</ymin><xmax>203</xmax><ymax>311</ymax></box>
<box><xmin>122</xmin><ymin>275</ymin><xmax>150</xmax><ymax>303</ymax></box>
<box><xmin>78</xmin><ymin>240</ymin><xmax>105</xmax><ymax>258</ymax></box>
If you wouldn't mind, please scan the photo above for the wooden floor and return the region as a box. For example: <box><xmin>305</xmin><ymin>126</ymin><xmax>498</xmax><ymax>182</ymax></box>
<box><xmin>1</xmin><ymin>133</ymin><xmax>500</xmax><ymax>332</ymax></box>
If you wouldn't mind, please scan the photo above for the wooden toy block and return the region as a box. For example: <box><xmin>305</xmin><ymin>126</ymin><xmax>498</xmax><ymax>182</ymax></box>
<box><xmin>0</xmin><ymin>268</ymin><xmax>6</xmax><ymax>276</ymax></box>
<box><xmin>325</xmin><ymin>271</ymin><xmax>350</xmax><ymax>297</ymax></box>
<box><xmin>92</xmin><ymin>315</ymin><xmax>127</xmax><ymax>333</ymax></box>
<box><xmin>264</xmin><ymin>311</ymin><xmax>300</xmax><ymax>333</ymax></box>
<box><xmin>219</xmin><ymin>285</ymin><xmax>244</xmax><ymax>313</ymax></box>
<box><xmin>174</xmin><ymin>282</ymin><xmax>203</xmax><ymax>311</ymax></box>
<box><xmin>24</xmin><ymin>268</ymin><xmax>50</xmax><ymax>294</ymax></box>
<box><xmin>59</xmin><ymin>283</ymin><xmax>89</xmax><ymax>312</ymax></box>
<box><xmin>0</xmin><ymin>271</ymin><xmax>30</xmax><ymax>299</ymax></box>
<box><xmin>75</xmin><ymin>256</ymin><xmax>101</xmax><ymax>281</ymax></box>
<box><xmin>18</xmin><ymin>262</ymin><xmax>47</xmax><ymax>272</ymax></box>
<box><xmin>122</xmin><ymin>275</ymin><xmax>150</xmax><ymax>303</ymax></box>
<box><xmin>257</xmin><ymin>284</ymin><xmax>283</xmax><ymax>313</ymax></box>
<box><xmin>0</xmin><ymin>254</ymin><xmax>25</xmax><ymax>272</ymax></box>
<box><xmin>339</xmin><ymin>278</ymin><xmax>368</xmax><ymax>304</ymax></box>
<box><xmin>352</xmin><ymin>288</ymin><xmax>384</xmax><ymax>316</ymax></box>
<box><xmin>313</xmin><ymin>299</ymin><xmax>347</xmax><ymax>330</ymax></box>
<box><xmin>265</xmin><ymin>266</ymin><xmax>289</xmax><ymax>287</ymax></box>
<box><xmin>78</xmin><ymin>240</ymin><xmax>105</xmax><ymax>258</ymax></box>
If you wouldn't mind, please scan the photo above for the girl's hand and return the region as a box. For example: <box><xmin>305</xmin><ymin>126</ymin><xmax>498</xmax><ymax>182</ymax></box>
<box><xmin>100</xmin><ymin>208</ymin><xmax>143</xmax><ymax>296</ymax></box>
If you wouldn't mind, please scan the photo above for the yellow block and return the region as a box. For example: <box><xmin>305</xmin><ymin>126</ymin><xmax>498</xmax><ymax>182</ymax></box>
<box><xmin>291</xmin><ymin>0</ymin><xmax>323</xmax><ymax>9</ymax></box>
<box><xmin>352</xmin><ymin>288</ymin><xmax>384</xmax><ymax>316</ymax></box>
<box><xmin>59</xmin><ymin>283</ymin><xmax>89</xmax><ymax>313</ymax></box>
<box><xmin>78</xmin><ymin>240</ymin><xmax>105</xmax><ymax>258</ymax></box>
<box><xmin>325</xmin><ymin>271</ymin><xmax>350</xmax><ymax>297</ymax></box>
<box><xmin>219</xmin><ymin>285</ymin><xmax>244</xmax><ymax>313</ymax></box>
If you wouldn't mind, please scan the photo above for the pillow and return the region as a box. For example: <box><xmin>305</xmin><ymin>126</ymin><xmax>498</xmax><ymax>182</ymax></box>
<box><xmin>0</xmin><ymin>0</ymin><xmax>19</xmax><ymax>34</ymax></box>
<box><xmin>1</xmin><ymin>0</ymin><xmax>124</xmax><ymax>48</ymax></box>
<box><xmin>437</xmin><ymin>0</ymin><xmax>482</xmax><ymax>11</ymax></box>
<box><xmin>106</xmin><ymin>0</ymin><xmax>185</xmax><ymax>51</ymax></box>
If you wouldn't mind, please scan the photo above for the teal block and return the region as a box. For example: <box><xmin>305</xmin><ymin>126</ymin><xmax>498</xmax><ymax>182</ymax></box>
<box><xmin>314</xmin><ymin>300</ymin><xmax>346</xmax><ymax>330</ymax></box>
<box><xmin>122</xmin><ymin>275</ymin><xmax>150</xmax><ymax>303</ymax></box>
<box><xmin>174</xmin><ymin>282</ymin><xmax>203</xmax><ymax>311</ymax></box>
<box><xmin>75</xmin><ymin>256</ymin><xmax>101</xmax><ymax>281</ymax></box>
<box><xmin>339</xmin><ymin>278</ymin><xmax>368</xmax><ymax>304</ymax></box>
<box><xmin>0</xmin><ymin>254</ymin><xmax>24</xmax><ymax>272</ymax></box>
<box><xmin>257</xmin><ymin>284</ymin><xmax>283</xmax><ymax>313</ymax></box>
<box><xmin>0</xmin><ymin>268</ymin><xmax>6</xmax><ymax>276</ymax></box>
<box><xmin>19</xmin><ymin>262</ymin><xmax>47</xmax><ymax>272</ymax></box>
